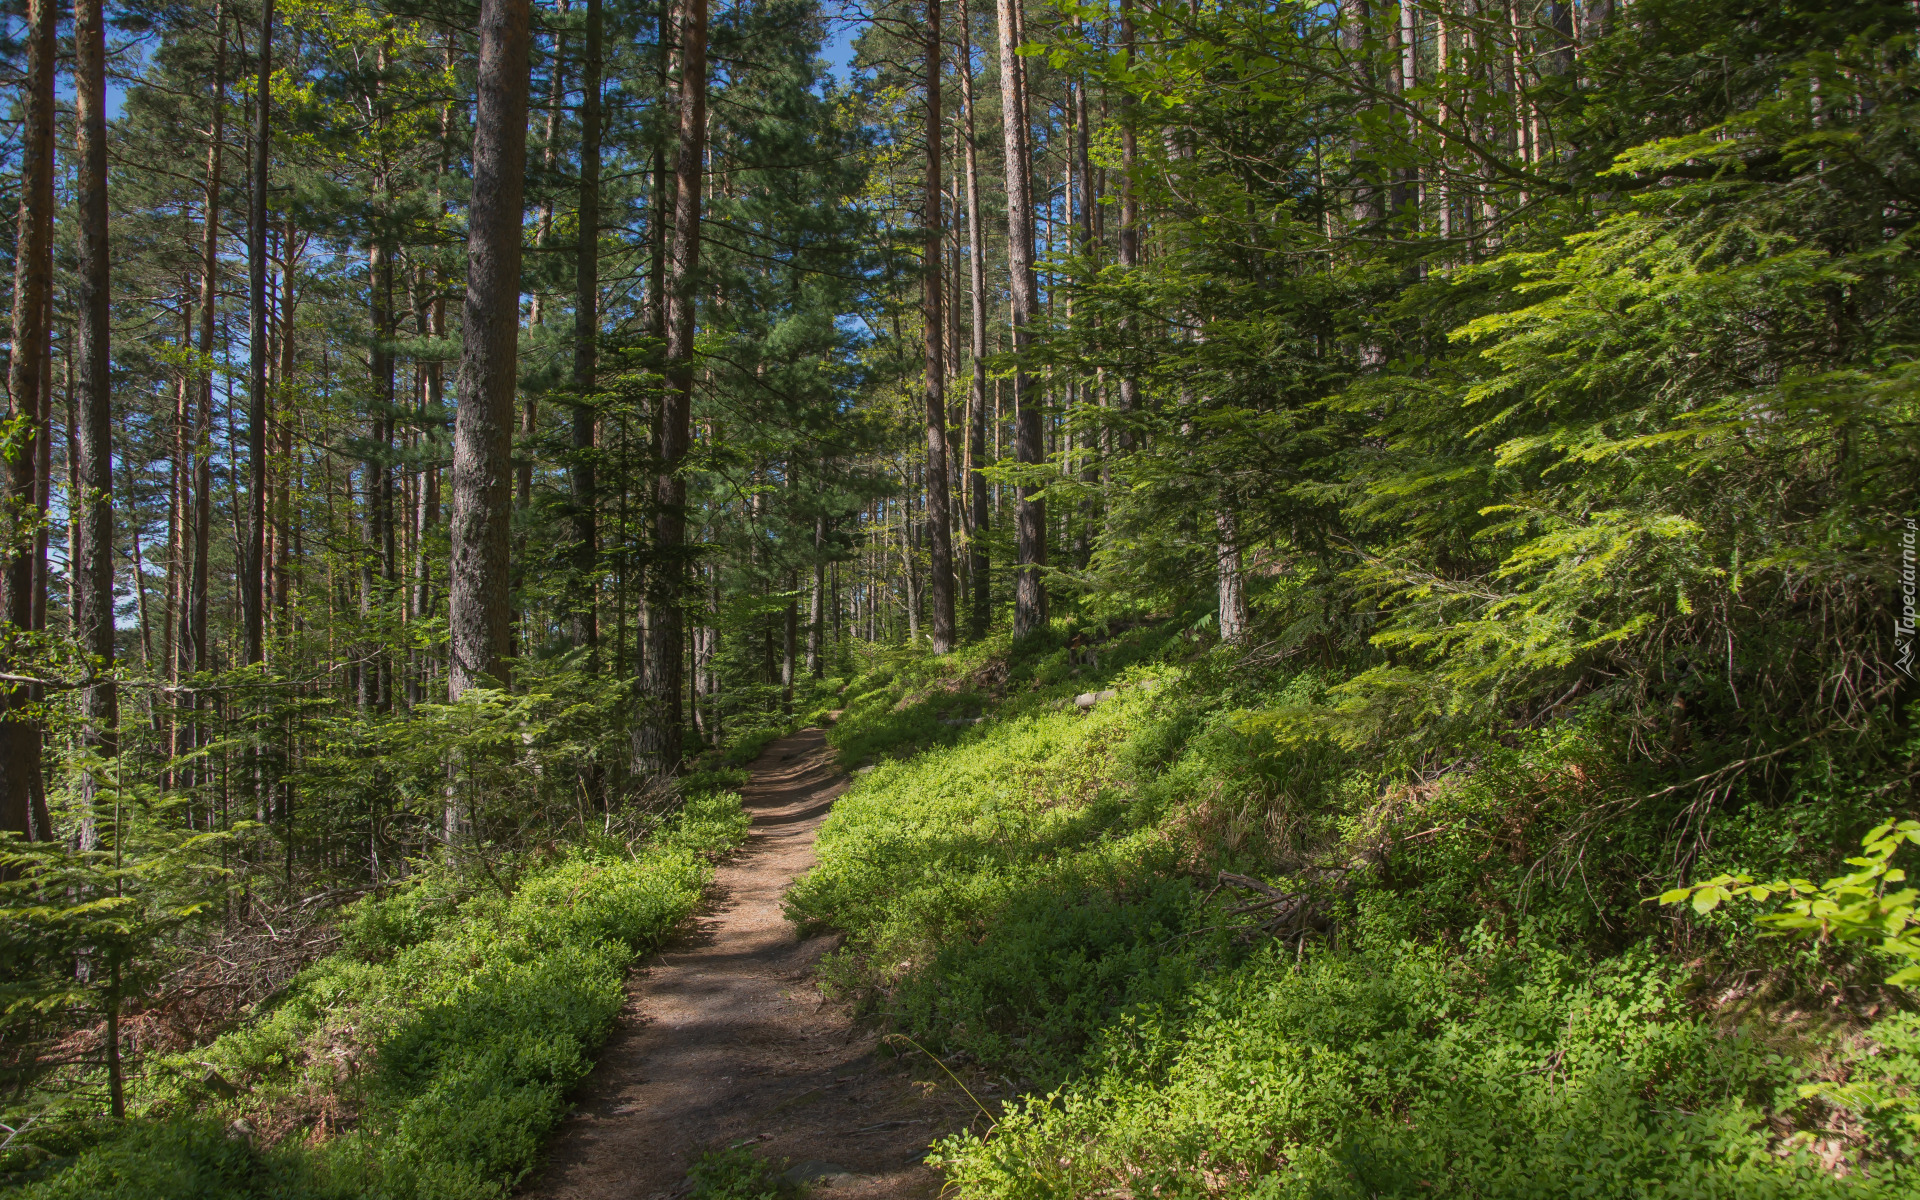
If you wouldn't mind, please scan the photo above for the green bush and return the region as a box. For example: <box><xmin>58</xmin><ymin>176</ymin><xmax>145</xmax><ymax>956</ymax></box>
<box><xmin>796</xmin><ymin>629</ymin><xmax>1920</xmax><ymax>1197</ymax></box>
<box><xmin>937</xmin><ymin>932</ymin><xmax>1915</xmax><ymax>1199</ymax></box>
<box><xmin>20</xmin><ymin>785</ymin><xmax>750</xmax><ymax>1200</ymax></box>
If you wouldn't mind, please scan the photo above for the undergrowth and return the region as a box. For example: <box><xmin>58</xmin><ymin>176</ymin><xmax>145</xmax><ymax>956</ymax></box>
<box><xmin>8</xmin><ymin>781</ymin><xmax>751</xmax><ymax>1199</ymax></box>
<box><xmin>794</xmin><ymin>618</ymin><xmax>1920</xmax><ymax>1198</ymax></box>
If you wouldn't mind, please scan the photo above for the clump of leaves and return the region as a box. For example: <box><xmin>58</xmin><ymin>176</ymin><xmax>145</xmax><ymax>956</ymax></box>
<box><xmin>685</xmin><ymin>1145</ymin><xmax>794</xmax><ymax>1200</ymax></box>
<box><xmin>1660</xmin><ymin>819</ymin><xmax>1920</xmax><ymax>986</ymax></box>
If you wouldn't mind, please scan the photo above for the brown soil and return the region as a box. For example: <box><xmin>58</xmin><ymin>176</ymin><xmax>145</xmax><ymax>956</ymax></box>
<box><xmin>522</xmin><ymin>727</ymin><xmax>975</xmax><ymax>1200</ymax></box>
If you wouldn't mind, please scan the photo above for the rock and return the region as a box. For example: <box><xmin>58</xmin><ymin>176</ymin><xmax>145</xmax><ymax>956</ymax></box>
<box><xmin>1074</xmin><ymin>689</ymin><xmax>1119</xmax><ymax>708</ymax></box>
<box><xmin>783</xmin><ymin>1160</ymin><xmax>864</xmax><ymax>1188</ymax></box>
<box><xmin>225</xmin><ymin>1118</ymin><xmax>253</xmax><ymax>1143</ymax></box>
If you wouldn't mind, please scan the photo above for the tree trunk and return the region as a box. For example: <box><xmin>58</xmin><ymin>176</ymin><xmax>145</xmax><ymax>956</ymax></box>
<box><xmin>449</xmin><ymin>0</ymin><xmax>534</xmax><ymax>698</ymax></box>
<box><xmin>243</xmin><ymin>0</ymin><xmax>272</xmax><ymax>669</ymax></box>
<box><xmin>921</xmin><ymin>0</ymin><xmax>956</xmax><ymax>654</ymax></box>
<box><xmin>781</xmin><ymin>574</ymin><xmax>796</xmax><ymax>716</ymax></box>
<box><xmin>1114</xmin><ymin>0</ymin><xmax>1140</xmax><ymax>438</ymax></box>
<box><xmin>1</xmin><ymin>0</ymin><xmax>57</xmax><ymax>844</ymax></box>
<box><xmin>1216</xmin><ymin>509</ymin><xmax>1247</xmax><ymax>644</ymax></box>
<box><xmin>75</xmin><ymin>0</ymin><xmax>117</xmax><ymax>766</ymax></box>
<box><xmin>191</xmin><ymin>10</ymin><xmax>226</xmax><ymax>685</ymax></box>
<box><xmin>633</xmin><ymin>0</ymin><xmax>707</xmax><ymax>775</ymax></box>
<box><xmin>958</xmin><ymin>15</ymin><xmax>990</xmax><ymax>638</ymax></box>
<box><xmin>994</xmin><ymin>0</ymin><xmax>1046</xmax><ymax>639</ymax></box>
<box><xmin>807</xmin><ymin>515</ymin><xmax>825</xmax><ymax>676</ymax></box>
<box><xmin>366</xmin><ymin>241</ymin><xmax>395</xmax><ymax>712</ymax></box>
<box><xmin>571</xmin><ymin>0</ymin><xmax>603</xmax><ymax>656</ymax></box>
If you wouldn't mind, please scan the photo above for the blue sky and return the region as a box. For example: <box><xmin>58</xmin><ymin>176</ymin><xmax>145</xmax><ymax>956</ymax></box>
<box><xmin>819</xmin><ymin>0</ymin><xmax>863</xmax><ymax>85</ymax></box>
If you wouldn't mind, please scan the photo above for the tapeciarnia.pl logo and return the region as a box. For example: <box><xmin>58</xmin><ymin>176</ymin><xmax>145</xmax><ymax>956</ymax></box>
<box><xmin>1900</xmin><ymin>518</ymin><xmax>1916</xmax><ymax>679</ymax></box>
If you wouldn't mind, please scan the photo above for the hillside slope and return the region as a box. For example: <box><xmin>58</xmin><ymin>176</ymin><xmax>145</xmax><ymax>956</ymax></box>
<box><xmin>789</xmin><ymin>622</ymin><xmax>1920</xmax><ymax>1199</ymax></box>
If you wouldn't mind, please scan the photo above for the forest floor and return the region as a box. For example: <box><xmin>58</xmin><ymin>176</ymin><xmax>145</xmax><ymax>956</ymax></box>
<box><xmin>522</xmin><ymin>726</ymin><xmax>973</xmax><ymax>1200</ymax></box>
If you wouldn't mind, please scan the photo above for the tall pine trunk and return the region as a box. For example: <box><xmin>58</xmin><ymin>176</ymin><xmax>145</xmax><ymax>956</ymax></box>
<box><xmin>449</xmin><ymin>0</ymin><xmax>534</xmax><ymax>697</ymax></box>
<box><xmin>74</xmin><ymin>0</ymin><xmax>117</xmax><ymax>772</ymax></box>
<box><xmin>633</xmin><ymin>0</ymin><xmax>707</xmax><ymax>775</ymax></box>
<box><xmin>243</xmin><ymin>0</ymin><xmax>272</xmax><ymax>669</ymax></box>
<box><xmin>921</xmin><ymin>0</ymin><xmax>956</xmax><ymax>653</ymax></box>
<box><xmin>191</xmin><ymin>11</ymin><xmax>226</xmax><ymax>686</ymax></box>
<box><xmin>1</xmin><ymin>0</ymin><xmax>56</xmax><ymax>844</ymax></box>
<box><xmin>994</xmin><ymin>0</ymin><xmax>1046</xmax><ymax>639</ymax></box>
<box><xmin>1114</xmin><ymin>0</ymin><xmax>1140</xmax><ymax>438</ymax></box>
<box><xmin>807</xmin><ymin>515</ymin><xmax>825</xmax><ymax>676</ymax></box>
<box><xmin>571</xmin><ymin>0</ymin><xmax>603</xmax><ymax>657</ymax></box>
<box><xmin>958</xmin><ymin>13</ymin><xmax>989</xmax><ymax>638</ymax></box>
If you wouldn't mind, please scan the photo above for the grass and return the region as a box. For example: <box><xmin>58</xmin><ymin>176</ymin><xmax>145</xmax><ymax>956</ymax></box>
<box><xmin>790</xmin><ymin>620</ymin><xmax>1920</xmax><ymax>1198</ymax></box>
<box><xmin>12</xmin><ymin>782</ymin><xmax>752</xmax><ymax>1200</ymax></box>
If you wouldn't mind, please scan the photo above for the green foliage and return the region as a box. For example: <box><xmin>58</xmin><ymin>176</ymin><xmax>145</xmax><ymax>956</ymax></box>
<box><xmin>797</xmin><ymin>627</ymin><xmax>1919</xmax><ymax>1197</ymax></box>
<box><xmin>11</xmin><ymin>1118</ymin><xmax>327</xmax><ymax>1200</ymax></box>
<box><xmin>935</xmin><ymin>933</ymin><xmax>1914</xmax><ymax>1199</ymax></box>
<box><xmin>1661</xmin><ymin>820</ymin><xmax>1920</xmax><ymax>987</ymax></box>
<box><xmin>15</xmin><ymin>785</ymin><xmax>750</xmax><ymax>1200</ymax></box>
<box><xmin>685</xmin><ymin>1145</ymin><xmax>797</xmax><ymax>1200</ymax></box>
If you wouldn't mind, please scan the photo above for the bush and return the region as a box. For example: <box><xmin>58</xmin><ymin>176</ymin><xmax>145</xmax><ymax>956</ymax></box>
<box><xmin>795</xmin><ymin>627</ymin><xmax>1920</xmax><ymax>1197</ymax></box>
<box><xmin>21</xmin><ymin>784</ymin><xmax>750</xmax><ymax>1200</ymax></box>
<box><xmin>937</xmin><ymin>931</ymin><xmax>1916</xmax><ymax>1199</ymax></box>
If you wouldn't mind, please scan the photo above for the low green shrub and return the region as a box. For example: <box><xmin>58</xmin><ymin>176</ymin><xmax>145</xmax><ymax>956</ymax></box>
<box><xmin>685</xmin><ymin>1145</ymin><xmax>797</xmax><ymax>1200</ymax></box>
<box><xmin>936</xmin><ymin>931</ymin><xmax>1917</xmax><ymax>1199</ymax></box>
<box><xmin>796</xmin><ymin>627</ymin><xmax>1920</xmax><ymax>1197</ymax></box>
<box><xmin>18</xmin><ymin>785</ymin><xmax>750</xmax><ymax>1200</ymax></box>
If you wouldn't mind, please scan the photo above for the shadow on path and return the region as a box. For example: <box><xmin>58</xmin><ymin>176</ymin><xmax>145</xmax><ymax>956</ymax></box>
<box><xmin>521</xmin><ymin>727</ymin><xmax>967</xmax><ymax>1200</ymax></box>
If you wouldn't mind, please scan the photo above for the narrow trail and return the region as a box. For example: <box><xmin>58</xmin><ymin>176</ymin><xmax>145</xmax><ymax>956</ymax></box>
<box><xmin>524</xmin><ymin>727</ymin><xmax>968</xmax><ymax>1200</ymax></box>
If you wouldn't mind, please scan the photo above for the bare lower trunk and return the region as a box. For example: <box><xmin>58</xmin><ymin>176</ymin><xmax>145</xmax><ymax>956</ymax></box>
<box><xmin>1</xmin><ymin>0</ymin><xmax>56</xmax><ymax>844</ymax></box>
<box><xmin>74</xmin><ymin>0</ymin><xmax>117</xmax><ymax>774</ymax></box>
<box><xmin>807</xmin><ymin>515</ymin><xmax>825</xmax><ymax>676</ymax></box>
<box><xmin>995</xmin><ymin>0</ymin><xmax>1046</xmax><ymax>639</ymax></box>
<box><xmin>959</xmin><ymin>20</ymin><xmax>990</xmax><ymax>638</ymax></box>
<box><xmin>571</xmin><ymin>0</ymin><xmax>603</xmax><ymax>657</ymax></box>
<box><xmin>1114</xmin><ymin>0</ymin><xmax>1140</xmax><ymax>439</ymax></box>
<box><xmin>191</xmin><ymin>13</ymin><xmax>226</xmax><ymax>687</ymax></box>
<box><xmin>781</xmin><ymin>577</ymin><xmax>796</xmax><ymax>716</ymax></box>
<box><xmin>1216</xmin><ymin>509</ymin><xmax>1247</xmax><ymax>644</ymax></box>
<box><xmin>243</xmin><ymin>0</ymin><xmax>272</xmax><ymax>669</ymax></box>
<box><xmin>449</xmin><ymin>0</ymin><xmax>533</xmax><ymax>698</ymax></box>
<box><xmin>921</xmin><ymin>0</ymin><xmax>955</xmax><ymax>653</ymax></box>
<box><xmin>633</xmin><ymin>0</ymin><xmax>707</xmax><ymax>775</ymax></box>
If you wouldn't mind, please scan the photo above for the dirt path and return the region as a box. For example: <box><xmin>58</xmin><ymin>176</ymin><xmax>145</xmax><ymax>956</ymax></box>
<box><xmin>524</xmin><ymin>727</ymin><xmax>969</xmax><ymax>1200</ymax></box>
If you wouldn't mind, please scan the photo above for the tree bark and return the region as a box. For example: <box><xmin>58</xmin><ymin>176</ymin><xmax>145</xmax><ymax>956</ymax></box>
<box><xmin>1114</xmin><ymin>0</ymin><xmax>1140</xmax><ymax>439</ymax></box>
<box><xmin>74</xmin><ymin>0</ymin><xmax>117</xmax><ymax>766</ymax></box>
<box><xmin>571</xmin><ymin>0</ymin><xmax>603</xmax><ymax>656</ymax></box>
<box><xmin>1216</xmin><ymin>509</ymin><xmax>1247</xmax><ymax>644</ymax></box>
<box><xmin>191</xmin><ymin>10</ymin><xmax>226</xmax><ymax>684</ymax></box>
<box><xmin>449</xmin><ymin>0</ymin><xmax>534</xmax><ymax>698</ymax></box>
<box><xmin>958</xmin><ymin>14</ymin><xmax>990</xmax><ymax>638</ymax></box>
<box><xmin>244</xmin><ymin>0</ymin><xmax>272</xmax><ymax>669</ymax></box>
<box><xmin>807</xmin><ymin>514</ymin><xmax>825</xmax><ymax>676</ymax></box>
<box><xmin>1</xmin><ymin>0</ymin><xmax>56</xmax><ymax>844</ymax></box>
<box><xmin>994</xmin><ymin>0</ymin><xmax>1046</xmax><ymax>639</ymax></box>
<box><xmin>922</xmin><ymin>0</ymin><xmax>956</xmax><ymax>653</ymax></box>
<box><xmin>633</xmin><ymin>0</ymin><xmax>707</xmax><ymax>774</ymax></box>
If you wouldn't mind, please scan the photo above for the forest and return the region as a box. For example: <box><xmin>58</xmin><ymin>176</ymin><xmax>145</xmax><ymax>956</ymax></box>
<box><xmin>0</xmin><ymin>0</ymin><xmax>1916</xmax><ymax>1194</ymax></box>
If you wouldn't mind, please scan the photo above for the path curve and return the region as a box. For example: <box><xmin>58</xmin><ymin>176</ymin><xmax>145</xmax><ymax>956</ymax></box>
<box><xmin>523</xmin><ymin>727</ymin><xmax>961</xmax><ymax>1200</ymax></box>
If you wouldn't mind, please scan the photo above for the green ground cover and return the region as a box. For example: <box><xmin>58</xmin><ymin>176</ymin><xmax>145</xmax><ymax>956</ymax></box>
<box><xmin>791</xmin><ymin>623</ymin><xmax>1920</xmax><ymax>1199</ymax></box>
<box><xmin>9</xmin><ymin>778</ymin><xmax>751</xmax><ymax>1200</ymax></box>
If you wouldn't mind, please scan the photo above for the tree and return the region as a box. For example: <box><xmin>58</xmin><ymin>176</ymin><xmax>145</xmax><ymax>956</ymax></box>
<box><xmin>450</xmin><ymin>0</ymin><xmax>535</xmax><ymax>698</ymax></box>
<box><xmin>571</xmin><ymin>0</ymin><xmax>604</xmax><ymax>658</ymax></box>
<box><xmin>73</xmin><ymin>0</ymin><xmax>118</xmax><ymax>799</ymax></box>
<box><xmin>634</xmin><ymin>0</ymin><xmax>710</xmax><ymax>774</ymax></box>
<box><xmin>2</xmin><ymin>0</ymin><xmax>58</xmax><ymax>845</ymax></box>
<box><xmin>243</xmin><ymin>0</ymin><xmax>273</xmax><ymax>670</ymax></box>
<box><xmin>994</xmin><ymin>0</ymin><xmax>1045</xmax><ymax>638</ymax></box>
<box><xmin>920</xmin><ymin>0</ymin><xmax>955</xmax><ymax>653</ymax></box>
